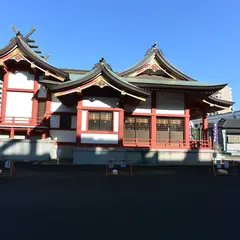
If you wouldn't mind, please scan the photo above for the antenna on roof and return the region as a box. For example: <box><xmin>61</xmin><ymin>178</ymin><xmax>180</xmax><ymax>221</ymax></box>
<box><xmin>25</xmin><ymin>26</ymin><xmax>36</xmax><ymax>39</ymax></box>
<box><xmin>11</xmin><ymin>25</ymin><xmax>20</xmax><ymax>35</ymax></box>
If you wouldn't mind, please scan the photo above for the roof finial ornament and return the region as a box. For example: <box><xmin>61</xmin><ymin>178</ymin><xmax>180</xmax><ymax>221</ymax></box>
<box><xmin>11</xmin><ymin>25</ymin><xmax>20</xmax><ymax>36</ymax></box>
<box><xmin>152</xmin><ymin>42</ymin><xmax>158</xmax><ymax>49</ymax></box>
<box><xmin>25</xmin><ymin>26</ymin><xmax>36</xmax><ymax>39</ymax></box>
<box><xmin>100</xmin><ymin>55</ymin><xmax>105</xmax><ymax>65</ymax></box>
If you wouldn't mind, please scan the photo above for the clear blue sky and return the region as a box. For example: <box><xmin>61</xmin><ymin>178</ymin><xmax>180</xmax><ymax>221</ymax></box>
<box><xmin>1</xmin><ymin>0</ymin><xmax>239</xmax><ymax>109</ymax></box>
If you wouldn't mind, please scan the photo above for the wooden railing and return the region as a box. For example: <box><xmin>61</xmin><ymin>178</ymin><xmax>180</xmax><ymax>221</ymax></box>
<box><xmin>123</xmin><ymin>138</ymin><xmax>151</xmax><ymax>147</ymax></box>
<box><xmin>0</xmin><ymin>116</ymin><xmax>45</xmax><ymax>125</ymax></box>
<box><xmin>156</xmin><ymin>139</ymin><xmax>186</xmax><ymax>148</ymax></box>
<box><xmin>190</xmin><ymin>140</ymin><xmax>211</xmax><ymax>149</ymax></box>
<box><xmin>123</xmin><ymin>138</ymin><xmax>212</xmax><ymax>149</ymax></box>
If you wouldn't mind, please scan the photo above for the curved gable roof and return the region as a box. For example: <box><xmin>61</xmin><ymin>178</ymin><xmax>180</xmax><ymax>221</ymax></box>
<box><xmin>119</xmin><ymin>43</ymin><xmax>196</xmax><ymax>81</ymax></box>
<box><xmin>49</xmin><ymin>60</ymin><xmax>150</xmax><ymax>100</ymax></box>
<box><xmin>0</xmin><ymin>29</ymin><xmax>68</xmax><ymax>80</ymax></box>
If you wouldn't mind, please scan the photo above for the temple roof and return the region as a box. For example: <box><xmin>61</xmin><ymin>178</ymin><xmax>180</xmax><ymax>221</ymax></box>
<box><xmin>48</xmin><ymin>57</ymin><xmax>150</xmax><ymax>101</ymax></box>
<box><xmin>209</xmin><ymin>119</ymin><xmax>240</xmax><ymax>129</ymax></box>
<box><xmin>0</xmin><ymin>26</ymin><xmax>234</xmax><ymax>110</ymax></box>
<box><xmin>205</xmin><ymin>96</ymin><xmax>234</xmax><ymax>108</ymax></box>
<box><xmin>126</xmin><ymin>76</ymin><xmax>227</xmax><ymax>91</ymax></box>
<box><xmin>0</xmin><ymin>26</ymin><xmax>68</xmax><ymax>80</ymax></box>
<box><xmin>118</xmin><ymin>42</ymin><xmax>197</xmax><ymax>81</ymax></box>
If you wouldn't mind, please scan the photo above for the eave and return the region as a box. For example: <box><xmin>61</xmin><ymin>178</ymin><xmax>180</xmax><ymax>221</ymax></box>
<box><xmin>0</xmin><ymin>38</ymin><xmax>17</xmax><ymax>57</ymax></box>
<box><xmin>50</xmin><ymin>64</ymin><xmax>150</xmax><ymax>101</ymax></box>
<box><xmin>126</xmin><ymin>77</ymin><xmax>227</xmax><ymax>92</ymax></box>
<box><xmin>205</xmin><ymin>96</ymin><xmax>234</xmax><ymax>108</ymax></box>
<box><xmin>0</xmin><ymin>33</ymin><xmax>68</xmax><ymax>81</ymax></box>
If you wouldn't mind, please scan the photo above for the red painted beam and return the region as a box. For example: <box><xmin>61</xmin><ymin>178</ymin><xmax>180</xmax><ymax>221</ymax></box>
<box><xmin>184</xmin><ymin>108</ymin><xmax>190</xmax><ymax>148</ymax></box>
<box><xmin>151</xmin><ymin>92</ymin><xmax>156</xmax><ymax>148</ymax></box>
<box><xmin>76</xmin><ymin>98</ymin><xmax>82</xmax><ymax>146</ymax></box>
<box><xmin>31</xmin><ymin>70</ymin><xmax>39</xmax><ymax>125</ymax></box>
<box><xmin>1</xmin><ymin>72</ymin><xmax>9</xmax><ymax>121</ymax></box>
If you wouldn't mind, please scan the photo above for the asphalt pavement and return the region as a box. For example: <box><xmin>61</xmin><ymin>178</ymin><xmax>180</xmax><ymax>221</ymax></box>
<box><xmin>0</xmin><ymin>167</ymin><xmax>240</xmax><ymax>240</ymax></box>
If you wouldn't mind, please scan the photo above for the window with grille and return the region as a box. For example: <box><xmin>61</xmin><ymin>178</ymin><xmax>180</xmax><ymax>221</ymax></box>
<box><xmin>124</xmin><ymin>116</ymin><xmax>150</xmax><ymax>140</ymax></box>
<box><xmin>157</xmin><ymin>117</ymin><xmax>184</xmax><ymax>142</ymax></box>
<box><xmin>60</xmin><ymin>115</ymin><xmax>72</xmax><ymax>129</ymax></box>
<box><xmin>88</xmin><ymin>111</ymin><xmax>113</xmax><ymax>131</ymax></box>
<box><xmin>37</xmin><ymin>101</ymin><xmax>46</xmax><ymax>119</ymax></box>
<box><xmin>227</xmin><ymin>135</ymin><xmax>240</xmax><ymax>144</ymax></box>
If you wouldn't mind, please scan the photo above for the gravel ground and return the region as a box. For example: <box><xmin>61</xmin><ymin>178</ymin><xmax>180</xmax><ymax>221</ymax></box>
<box><xmin>0</xmin><ymin>166</ymin><xmax>240</xmax><ymax>240</ymax></box>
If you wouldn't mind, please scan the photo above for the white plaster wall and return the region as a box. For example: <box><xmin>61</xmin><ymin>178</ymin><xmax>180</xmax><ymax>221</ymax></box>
<box><xmin>81</xmin><ymin>133</ymin><xmax>118</xmax><ymax>144</ymax></box>
<box><xmin>6</xmin><ymin>92</ymin><xmax>33</xmax><ymax>118</ymax></box>
<box><xmin>125</xmin><ymin>95</ymin><xmax>151</xmax><ymax>113</ymax></box>
<box><xmin>38</xmin><ymin>85</ymin><xmax>47</xmax><ymax>98</ymax></box>
<box><xmin>8</xmin><ymin>71</ymin><xmax>34</xmax><ymax>89</ymax></box>
<box><xmin>50</xmin><ymin>130</ymin><xmax>76</xmax><ymax>142</ymax></box>
<box><xmin>71</xmin><ymin>116</ymin><xmax>76</xmax><ymax>129</ymax></box>
<box><xmin>50</xmin><ymin>115</ymin><xmax>60</xmax><ymax>128</ymax></box>
<box><xmin>81</xmin><ymin>110</ymin><xmax>87</xmax><ymax>131</ymax></box>
<box><xmin>82</xmin><ymin>97</ymin><xmax>119</xmax><ymax>108</ymax></box>
<box><xmin>51</xmin><ymin>95</ymin><xmax>76</xmax><ymax>112</ymax></box>
<box><xmin>227</xmin><ymin>144</ymin><xmax>240</xmax><ymax>152</ymax></box>
<box><xmin>0</xmin><ymin>134</ymin><xmax>9</xmax><ymax>139</ymax></box>
<box><xmin>14</xmin><ymin>135</ymin><xmax>26</xmax><ymax>139</ymax></box>
<box><xmin>156</xmin><ymin>92</ymin><xmax>184</xmax><ymax>115</ymax></box>
<box><xmin>113</xmin><ymin>112</ymin><xmax>119</xmax><ymax>132</ymax></box>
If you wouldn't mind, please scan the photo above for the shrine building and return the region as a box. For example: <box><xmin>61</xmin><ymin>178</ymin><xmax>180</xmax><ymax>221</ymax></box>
<box><xmin>0</xmin><ymin>26</ymin><xmax>234</xmax><ymax>164</ymax></box>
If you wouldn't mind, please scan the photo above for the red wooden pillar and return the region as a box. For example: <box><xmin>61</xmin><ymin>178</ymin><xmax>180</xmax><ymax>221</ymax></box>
<box><xmin>119</xmin><ymin>109</ymin><xmax>124</xmax><ymax>146</ymax></box>
<box><xmin>32</xmin><ymin>70</ymin><xmax>39</xmax><ymax>125</ymax></box>
<box><xmin>1</xmin><ymin>72</ymin><xmax>9</xmax><ymax>122</ymax></box>
<box><xmin>42</xmin><ymin>131</ymin><xmax>47</xmax><ymax>139</ymax></box>
<box><xmin>26</xmin><ymin>128</ymin><xmax>31</xmax><ymax>139</ymax></box>
<box><xmin>151</xmin><ymin>92</ymin><xmax>157</xmax><ymax>147</ymax></box>
<box><xmin>202</xmin><ymin>112</ymin><xmax>208</xmax><ymax>141</ymax></box>
<box><xmin>45</xmin><ymin>90</ymin><xmax>52</xmax><ymax>126</ymax></box>
<box><xmin>10</xmin><ymin>128</ymin><xmax>14</xmax><ymax>139</ymax></box>
<box><xmin>76</xmin><ymin>98</ymin><xmax>82</xmax><ymax>146</ymax></box>
<box><xmin>184</xmin><ymin>108</ymin><xmax>190</xmax><ymax>148</ymax></box>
